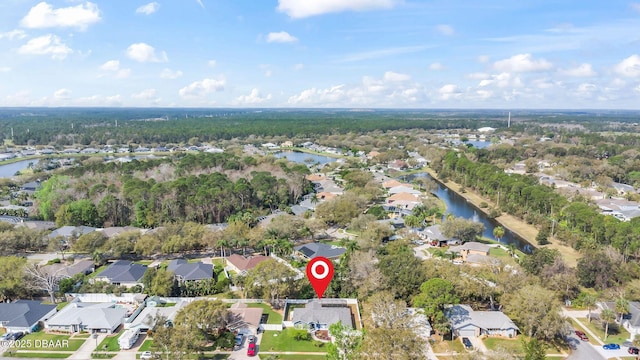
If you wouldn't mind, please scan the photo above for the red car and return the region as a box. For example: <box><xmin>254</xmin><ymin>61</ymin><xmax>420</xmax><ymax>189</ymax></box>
<box><xmin>575</xmin><ymin>330</ymin><xmax>588</xmax><ymax>341</ymax></box>
<box><xmin>247</xmin><ymin>342</ymin><xmax>256</xmax><ymax>357</ymax></box>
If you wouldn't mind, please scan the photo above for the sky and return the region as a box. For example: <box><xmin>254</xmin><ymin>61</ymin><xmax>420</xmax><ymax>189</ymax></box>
<box><xmin>1</xmin><ymin>1</ymin><xmax>640</xmax><ymax>109</ymax></box>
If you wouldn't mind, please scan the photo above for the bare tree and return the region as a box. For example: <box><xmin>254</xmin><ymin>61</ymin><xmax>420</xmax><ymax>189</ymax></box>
<box><xmin>25</xmin><ymin>264</ymin><xmax>64</xmax><ymax>304</ymax></box>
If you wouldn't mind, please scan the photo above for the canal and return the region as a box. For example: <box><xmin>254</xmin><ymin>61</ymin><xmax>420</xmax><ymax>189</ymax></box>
<box><xmin>0</xmin><ymin>159</ymin><xmax>40</xmax><ymax>178</ymax></box>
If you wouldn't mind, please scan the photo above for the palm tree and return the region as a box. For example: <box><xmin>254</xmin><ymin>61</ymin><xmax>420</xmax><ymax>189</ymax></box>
<box><xmin>601</xmin><ymin>308</ymin><xmax>616</xmax><ymax>340</ymax></box>
<box><xmin>615</xmin><ymin>296</ymin><xmax>630</xmax><ymax>323</ymax></box>
<box><xmin>217</xmin><ymin>239</ymin><xmax>229</xmax><ymax>258</ymax></box>
<box><xmin>493</xmin><ymin>226</ymin><xmax>505</xmax><ymax>242</ymax></box>
<box><xmin>583</xmin><ymin>295</ymin><xmax>597</xmax><ymax>322</ymax></box>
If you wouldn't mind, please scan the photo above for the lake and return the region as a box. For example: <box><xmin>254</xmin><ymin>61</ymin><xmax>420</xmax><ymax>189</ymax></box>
<box><xmin>407</xmin><ymin>173</ymin><xmax>533</xmax><ymax>253</ymax></box>
<box><xmin>273</xmin><ymin>151</ymin><xmax>338</xmax><ymax>166</ymax></box>
<box><xmin>0</xmin><ymin>159</ymin><xmax>40</xmax><ymax>178</ymax></box>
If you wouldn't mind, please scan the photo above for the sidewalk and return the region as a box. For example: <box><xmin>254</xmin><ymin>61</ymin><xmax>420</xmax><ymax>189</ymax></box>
<box><xmin>68</xmin><ymin>333</ymin><xmax>107</xmax><ymax>360</ymax></box>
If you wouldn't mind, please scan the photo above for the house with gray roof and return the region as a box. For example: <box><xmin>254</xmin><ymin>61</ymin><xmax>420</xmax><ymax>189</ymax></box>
<box><xmin>446</xmin><ymin>304</ymin><xmax>518</xmax><ymax>338</ymax></box>
<box><xmin>294</xmin><ymin>242</ymin><xmax>346</xmax><ymax>260</ymax></box>
<box><xmin>42</xmin><ymin>260</ymin><xmax>95</xmax><ymax>278</ymax></box>
<box><xmin>93</xmin><ymin>260</ymin><xmax>147</xmax><ymax>288</ymax></box>
<box><xmin>167</xmin><ymin>259</ymin><xmax>213</xmax><ymax>282</ymax></box>
<box><xmin>0</xmin><ymin>300</ymin><xmax>57</xmax><ymax>333</ymax></box>
<box><xmin>448</xmin><ymin>242</ymin><xmax>491</xmax><ymax>262</ymax></box>
<box><xmin>47</xmin><ymin>226</ymin><xmax>97</xmax><ymax>240</ymax></box>
<box><xmin>291</xmin><ymin>300</ymin><xmax>353</xmax><ymax>330</ymax></box>
<box><xmin>600</xmin><ymin>301</ymin><xmax>640</xmax><ymax>336</ymax></box>
<box><xmin>45</xmin><ymin>302</ymin><xmax>126</xmax><ymax>334</ymax></box>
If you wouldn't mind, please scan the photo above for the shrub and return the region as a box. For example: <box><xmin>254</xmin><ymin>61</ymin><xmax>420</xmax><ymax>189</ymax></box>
<box><xmin>479</xmin><ymin>202</ymin><xmax>488</xmax><ymax>208</ymax></box>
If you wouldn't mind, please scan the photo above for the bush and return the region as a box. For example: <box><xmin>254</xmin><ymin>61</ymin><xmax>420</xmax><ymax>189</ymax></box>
<box><xmin>47</xmin><ymin>258</ymin><xmax>61</xmax><ymax>265</ymax></box>
<box><xmin>488</xmin><ymin>208</ymin><xmax>501</xmax><ymax>219</ymax></box>
<box><xmin>291</xmin><ymin>329</ymin><xmax>311</xmax><ymax>341</ymax></box>
<box><xmin>479</xmin><ymin>202</ymin><xmax>488</xmax><ymax>208</ymax></box>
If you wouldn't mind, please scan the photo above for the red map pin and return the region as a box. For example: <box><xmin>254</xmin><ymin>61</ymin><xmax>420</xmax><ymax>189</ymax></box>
<box><xmin>306</xmin><ymin>257</ymin><xmax>334</xmax><ymax>299</ymax></box>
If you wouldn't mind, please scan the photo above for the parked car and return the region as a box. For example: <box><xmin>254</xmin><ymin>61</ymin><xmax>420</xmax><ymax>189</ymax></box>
<box><xmin>629</xmin><ymin>347</ymin><xmax>639</xmax><ymax>355</ymax></box>
<box><xmin>603</xmin><ymin>343</ymin><xmax>621</xmax><ymax>350</ymax></box>
<box><xmin>7</xmin><ymin>332</ymin><xmax>24</xmax><ymax>341</ymax></box>
<box><xmin>462</xmin><ymin>337</ymin><xmax>473</xmax><ymax>349</ymax></box>
<box><xmin>247</xmin><ymin>342</ymin><xmax>256</xmax><ymax>356</ymax></box>
<box><xmin>0</xmin><ymin>333</ymin><xmax>10</xmax><ymax>341</ymax></box>
<box><xmin>247</xmin><ymin>335</ymin><xmax>256</xmax><ymax>344</ymax></box>
<box><xmin>574</xmin><ymin>330</ymin><xmax>588</xmax><ymax>341</ymax></box>
<box><xmin>234</xmin><ymin>334</ymin><xmax>244</xmax><ymax>349</ymax></box>
<box><xmin>140</xmin><ymin>351</ymin><xmax>153</xmax><ymax>360</ymax></box>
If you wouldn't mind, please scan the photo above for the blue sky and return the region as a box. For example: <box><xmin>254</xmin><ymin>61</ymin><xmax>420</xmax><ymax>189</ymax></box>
<box><xmin>1</xmin><ymin>0</ymin><xmax>640</xmax><ymax>108</ymax></box>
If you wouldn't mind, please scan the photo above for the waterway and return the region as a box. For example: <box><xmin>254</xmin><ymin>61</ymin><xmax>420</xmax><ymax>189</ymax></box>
<box><xmin>0</xmin><ymin>159</ymin><xmax>40</xmax><ymax>178</ymax></box>
<box><xmin>273</xmin><ymin>151</ymin><xmax>338</xmax><ymax>166</ymax></box>
<box><xmin>407</xmin><ymin>173</ymin><xmax>533</xmax><ymax>253</ymax></box>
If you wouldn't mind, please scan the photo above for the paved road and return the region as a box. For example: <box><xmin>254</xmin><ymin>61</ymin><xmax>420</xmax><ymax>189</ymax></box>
<box><xmin>565</xmin><ymin>332</ymin><xmax>605</xmax><ymax>360</ymax></box>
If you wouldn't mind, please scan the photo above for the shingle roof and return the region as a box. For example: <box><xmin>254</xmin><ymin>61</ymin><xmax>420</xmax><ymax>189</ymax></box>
<box><xmin>167</xmin><ymin>260</ymin><xmax>213</xmax><ymax>281</ymax></box>
<box><xmin>0</xmin><ymin>300</ymin><xmax>56</xmax><ymax>328</ymax></box>
<box><xmin>292</xmin><ymin>300</ymin><xmax>353</xmax><ymax>329</ymax></box>
<box><xmin>48</xmin><ymin>226</ymin><xmax>96</xmax><ymax>239</ymax></box>
<box><xmin>46</xmin><ymin>302</ymin><xmax>126</xmax><ymax>330</ymax></box>
<box><xmin>226</xmin><ymin>254</ymin><xmax>270</xmax><ymax>272</ymax></box>
<box><xmin>449</xmin><ymin>242</ymin><xmax>491</xmax><ymax>254</ymax></box>
<box><xmin>447</xmin><ymin>305</ymin><xmax>518</xmax><ymax>332</ymax></box>
<box><xmin>98</xmin><ymin>260</ymin><xmax>147</xmax><ymax>283</ymax></box>
<box><xmin>294</xmin><ymin>243</ymin><xmax>346</xmax><ymax>259</ymax></box>
<box><xmin>43</xmin><ymin>260</ymin><xmax>95</xmax><ymax>278</ymax></box>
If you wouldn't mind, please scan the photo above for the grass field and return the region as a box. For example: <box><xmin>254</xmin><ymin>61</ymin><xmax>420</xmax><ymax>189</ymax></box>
<box><xmin>430</xmin><ymin>339</ymin><xmax>466</xmax><ymax>353</ymax></box>
<box><xmin>484</xmin><ymin>336</ymin><xmax>523</xmax><ymax>354</ymax></box>
<box><xmin>97</xmin><ymin>333</ymin><xmax>122</xmax><ymax>352</ymax></box>
<box><xmin>247</xmin><ymin>303</ymin><xmax>283</xmax><ymax>324</ymax></box>
<box><xmin>2</xmin><ymin>351</ymin><xmax>71</xmax><ymax>358</ymax></box>
<box><xmin>578</xmin><ymin>317</ymin><xmax>631</xmax><ymax>344</ymax></box>
<box><xmin>271</xmin><ymin>355</ymin><xmax>327</xmax><ymax>360</ymax></box>
<box><xmin>88</xmin><ymin>265</ymin><xmax>108</xmax><ymax>279</ymax></box>
<box><xmin>8</xmin><ymin>332</ymin><xmax>84</xmax><ymax>352</ymax></box>
<box><xmin>259</xmin><ymin>329</ymin><xmax>326</xmax><ymax>353</ymax></box>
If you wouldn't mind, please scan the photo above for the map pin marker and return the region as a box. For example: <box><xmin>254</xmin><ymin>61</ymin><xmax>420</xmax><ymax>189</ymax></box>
<box><xmin>306</xmin><ymin>256</ymin><xmax>334</xmax><ymax>299</ymax></box>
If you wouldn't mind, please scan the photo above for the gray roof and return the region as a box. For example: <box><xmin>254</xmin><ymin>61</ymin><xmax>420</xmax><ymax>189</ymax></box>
<box><xmin>294</xmin><ymin>242</ymin><xmax>346</xmax><ymax>259</ymax></box>
<box><xmin>43</xmin><ymin>260</ymin><xmax>95</xmax><ymax>278</ymax></box>
<box><xmin>48</xmin><ymin>226</ymin><xmax>96</xmax><ymax>239</ymax></box>
<box><xmin>449</xmin><ymin>242</ymin><xmax>491</xmax><ymax>254</ymax></box>
<box><xmin>0</xmin><ymin>300</ymin><xmax>56</xmax><ymax>328</ymax></box>
<box><xmin>98</xmin><ymin>260</ymin><xmax>147</xmax><ymax>283</ymax></box>
<box><xmin>47</xmin><ymin>302</ymin><xmax>126</xmax><ymax>330</ymax></box>
<box><xmin>292</xmin><ymin>300</ymin><xmax>353</xmax><ymax>329</ymax></box>
<box><xmin>423</xmin><ymin>225</ymin><xmax>449</xmax><ymax>242</ymax></box>
<box><xmin>447</xmin><ymin>304</ymin><xmax>518</xmax><ymax>332</ymax></box>
<box><xmin>167</xmin><ymin>260</ymin><xmax>213</xmax><ymax>281</ymax></box>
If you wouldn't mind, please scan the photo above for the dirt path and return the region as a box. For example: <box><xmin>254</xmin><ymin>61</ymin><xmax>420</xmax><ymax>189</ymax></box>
<box><xmin>423</xmin><ymin>168</ymin><xmax>581</xmax><ymax>267</ymax></box>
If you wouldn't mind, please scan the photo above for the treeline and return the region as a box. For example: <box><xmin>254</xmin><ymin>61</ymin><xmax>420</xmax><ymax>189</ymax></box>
<box><xmin>435</xmin><ymin>151</ymin><xmax>640</xmax><ymax>254</ymax></box>
<box><xmin>35</xmin><ymin>153</ymin><xmax>313</xmax><ymax>228</ymax></box>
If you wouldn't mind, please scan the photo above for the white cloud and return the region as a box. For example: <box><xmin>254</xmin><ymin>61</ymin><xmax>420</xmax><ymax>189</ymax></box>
<box><xmin>560</xmin><ymin>63</ymin><xmax>597</xmax><ymax>77</ymax></box>
<box><xmin>266</xmin><ymin>31</ymin><xmax>298</xmax><ymax>43</ymax></box>
<box><xmin>136</xmin><ymin>2</ymin><xmax>160</xmax><ymax>15</ymax></box>
<box><xmin>0</xmin><ymin>30</ymin><xmax>27</xmax><ymax>41</ymax></box>
<box><xmin>54</xmin><ymin>88</ymin><xmax>71</xmax><ymax>100</ymax></box>
<box><xmin>277</xmin><ymin>0</ymin><xmax>398</xmax><ymax>19</ymax></box>
<box><xmin>235</xmin><ymin>88</ymin><xmax>272</xmax><ymax>105</ymax></box>
<box><xmin>20</xmin><ymin>2</ymin><xmax>101</xmax><ymax>31</ymax></box>
<box><xmin>179</xmin><ymin>77</ymin><xmax>226</xmax><ymax>98</ymax></box>
<box><xmin>161</xmin><ymin>68</ymin><xmax>183</xmax><ymax>79</ymax></box>
<box><xmin>196</xmin><ymin>0</ymin><xmax>205</xmax><ymax>9</ymax></box>
<box><xmin>293</xmin><ymin>63</ymin><xmax>304</xmax><ymax>71</ymax></box>
<box><xmin>614</xmin><ymin>55</ymin><xmax>640</xmax><ymax>78</ymax></box>
<box><xmin>467</xmin><ymin>72</ymin><xmax>489</xmax><ymax>80</ymax></box>
<box><xmin>126</xmin><ymin>43</ymin><xmax>168</xmax><ymax>63</ymax></box>
<box><xmin>429</xmin><ymin>62</ymin><xmax>445</xmax><ymax>71</ymax></box>
<box><xmin>100</xmin><ymin>60</ymin><xmax>120</xmax><ymax>72</ymax></box>
<box><xmin>383</xmin><ymin>71</ymin><xmax>411</xmax><ymax>82</ymax></box>
<box><xmin>208</xmin><ymin>60</ymin><xmax>217</xmax><ymax>67</ymax></box>
<box><xmin>99</xmin><ymin>60</ymin><xmax>131</xmax><ymax>79</ymax></box>
<box><xmin>338</xmin><ymin>45</ymin><xmax>430</xmax><ymax>63</ymax></box>
<box><xmin>18</xmin><ymin>34</ymin><xmax>72</xmax><ymax>60</ymax></box>
<box><xmin>478</xmin><ymin>55</ymin><xmax>490</xmax><ymax>63</ymax></box>
<box><xmin>576</xmin><ymin>83</ymin><xmax>596</xmax><ymax>97</ymax></box>
<box><xmin>493</xmin><ymin>53</ymin><xmax>553</xmax><ymax>72</ymax></box>
<box><xmin>435</xmin><ymin>24</ymin><xmax>454</xmax><ymax>36</ymax></box>
<box><xmin>131</xmin><ymin>88</ymin><xmax>157</xmax><ymax>99</ymax></box>
<box><xmin>439</xmin><ymin>84</ymin><xmax>461</xmax><ymax>100</ymax></box>
<box><xmin>478</xmin><ymin>72</ymin><xmax>523</xmax><ymax>89</ymax></box>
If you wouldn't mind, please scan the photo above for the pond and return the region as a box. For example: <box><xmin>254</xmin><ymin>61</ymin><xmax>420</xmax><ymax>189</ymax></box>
<box><xmin>406</xmin><ymin>173</ymin><xmax>533</xmax><ymax>253</ymax></box>
<box><xmin>0</xmin><ymin>159</ymin><xmax>40</xmax><ymax>178</ymax></box>
<box><xmin>273</xmin><ymin>151</ymin><xmax>338</xmax><ymax>166</ymax></box>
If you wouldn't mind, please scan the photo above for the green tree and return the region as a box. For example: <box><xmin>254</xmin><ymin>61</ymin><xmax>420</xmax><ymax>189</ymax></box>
<box><xmin>441</xmin><ymin>216</ymin><xmax>485</xmax><ymax>242</ymax></box>
<box><xmin>583</xmin><ymin>294</ymin><xmax>597</xmax><ymax>322</ymax></box>
<box><xmin>615</xmin><ymin>296</ymin><xmax>629</xmax><ymax>323</ymax></box>
<box><xmin>174</xmin><ymin>299</ymin><xmax>231</xmax><ymax>342</ymax></box>
<box><xmin>503</xmin><ymin>284</ymin><xmax>569</xmax><ymax>341</ymax></box>
<box><xmin>522</xmin><ymin>337</ymin><xmax>546</xmax><ymax>360</ymax></box>
<box><xmin>493</xmin><ymin>226</ymin><xmax>505</xmax><ymax>242</ymax></box>
<box><xmin>413</xmin><ymin>278</ymin><xmax>459</xmax><ymax>333</ymax></box>
<box><xmin>356</xmin><ymin>327</ymin><xmax>426</xmax><ymax>360</ymax></box>
<box><xmin>327</xmin><ymin>321</ymin><xmax>362</xmax><ymax>360</ymax></box>
<box><xmin>601</xmin><ymin>308</ymin><xmax>616</xmax><ymax>340</ymax></box>
<box><xmin>0</xmin><ymin>256</ymin><xmax>28</xmax><ymax>301</ymax></box>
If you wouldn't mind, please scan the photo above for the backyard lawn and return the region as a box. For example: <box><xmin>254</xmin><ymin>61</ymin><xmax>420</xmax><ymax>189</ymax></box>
<box><xmin>578</xmin><ymin>317</ymin><xmax>631</xmax><ymax>344</ymax></box>
<box><xmin>247</xmin><ymin>303</ymin><xmax>283</xmax><ymax>324</ymax></box>
<box><xmin>259</xmin><ymin>329</ymin><xmax>326</xmax><ymax>353</ymax></box>
<box><xmin>7</xmin><ymin>332</ymin><xmax>84</xmax><ymax>352</ymax></box>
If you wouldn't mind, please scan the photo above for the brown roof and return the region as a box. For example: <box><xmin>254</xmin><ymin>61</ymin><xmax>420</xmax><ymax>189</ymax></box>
<box><xmin>382</xmin><ymin>179</ymin><xmax>404</xmax><ymax>188</ymax></box>
<box><xmin>367</xmin><ymin>151</ymin><xmax>381</xmax><ymax>157</ymax></box>
<box><xmin>316</xmin><ymin>192</ymin><xmax>337</xmax><ymax>200</ymax></box>
<box><xmin>306</xmin><ymin>174</ymin><xmax>327</xmax><ymax>181</ymax></box>
<box><xmin>228</xmin><ymin>303</ymin><xmax>263</xmax><ymax>329</ymax></box>
<box><xmin>226</xmin><ymin>254</ymin><xmax>270</xmax><ymax>272</ymax></box>
<box><xmin>387</xmin><ymin>192</ymin><xmax>419</xmax><ymax>202</ymax></box>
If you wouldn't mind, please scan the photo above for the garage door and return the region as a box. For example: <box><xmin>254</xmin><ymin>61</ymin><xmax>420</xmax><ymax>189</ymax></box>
<box><xmin>458</xmin><ymin>328</ymin><xmax>477</xmax><ymax>338</ymax></box>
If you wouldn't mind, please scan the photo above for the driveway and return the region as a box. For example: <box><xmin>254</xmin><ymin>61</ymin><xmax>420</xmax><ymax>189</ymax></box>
<box><xmin>413</xmin><ymin>244</ymin><xmax>432</xmax><ymax>260</ymax></box>
<box><xmin>229</xmin><ymin>332</ymin><xmax>262</xmax><ymax>360</ymax></box>
<box><xmin>69</xmin><ymin>333</ymin><xmax>107</xmax><ymax>360</ymax></box>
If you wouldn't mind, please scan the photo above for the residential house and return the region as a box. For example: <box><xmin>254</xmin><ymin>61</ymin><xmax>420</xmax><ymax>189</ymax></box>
<box><xmin>125</xmin><ymin>300</ymin><xmax>184</xmax><ymax>331</ymax></box>
<box><xmin>227</xmin><ymin>303</ymin><xmax>264</xmax><ymax>335</ymax></box>
<box><xmin>42</xmin><ymin>259</ymin><xmax>95</xmax><ymax>278</ymax></box>
<box><xmin>47</xmin><ymin>226</ymin><xmax>97</xmax><ymax>241</ymax></box>
<box><xmin>21</xmin><ymin>180</ymin><xmax>41</xmax><ymax>192</ymax></box>
<box><xmin>387</xmin><ymin>185</ymin><xmax>422</xmax><ymax>196</ymax></box>
<box><xmin>386</xmin><ymin>192</ymin><xmax>421</xmax><ymax>210</ymax></box>
<box><xmin>367</xmin><ymin>151</ymin><xmax>381</xmax><ymax>160</ymax></box>
<box><xmin>421</xmin><ymin>224</ymin><xmax>451</xmax><ymax>246</ymax></box>
<box><xmin>226</xmin><ymin>254</ymin><xmax>270</xmax><ymax>274</ymax></box>
<box><xmin>45</xmin><ymin>302</ymin><xmax>126</xmax><ymax>334</ymax></box>
<box><xmin>382</xmin><ymin>179</ymin><xmax>405</xmax><ymax>189</ymax></box>
<box><xmin>294</xmin><ymin>242</ymin><xmax>346</xmax><ymax>260</ymax></box>
<box><xmin>600</xmin><ymin>301</ymin><xmax>640</xmax><ymax>336</ymax></box>
<box><xmin>611</xmin><ymin>182</ymin><xmax>636</xmax><ymax>195</ymax></box>
<box><xmin>0</xmin><ymin>300</ymin><xmax>57</xmax><ymax>333</ymax></box>
<box><xmin>446</xmin><ymin>304</ymin><xmax>519</xmax><ymax>338</ymax></box>
<box><xmin>306</xmin><ymin>174</ymin><xmax>327</xmax><ymax>182</ymax></box>
<box><xmin>448</xmin><ymin>242</ymin><xmax>491</xmax><ymax>261</ymax></box>
<box><xmin>99</xmin><ymin>226</ymin><xmax>141</xmax><ymax>238</ymax></box>
<box><xmin>596</xmin><ymin>198</ymin><xmax>640</xmax><ymax>222</ymax></box>
<box><xmin>292</xmin><ymin>300</ymin><xmax>353</xmax><ymax>330</ymax></box>
<box><xmin>388</xmin><ymin>160</ymin><xmax>408</xmax><ymax>171</ymax></box>
<box><xmin>92</xmin><ymin>260</ymin><xmax>147</xmax><ymax>288</ymax></box>
<box><xmin>167</xmin><ymin>259</ymin><xmax>213</xmax><ymax>282</ymax></box>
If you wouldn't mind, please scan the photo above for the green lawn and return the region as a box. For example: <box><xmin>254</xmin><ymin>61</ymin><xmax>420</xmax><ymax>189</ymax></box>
<box><xmin>97</xmin><ymin>333</ymin><xmax>122</xmax><ymax>352</ymax></box>
<box><xmin>259</xmin><ymin>329</ymin><xmax>326</xmax><ymax>353</ymax></box>
<box><xmin>247</xmin><ymin>303</ymin><xmax>283</xmax><ymax>324</ymax></box>
<box><xmin>56</xmin><ymin>302</ymin><xmax>69</xmax><ymax>311</ymax></box>
<box><xmin>211</xmin><ymin>258</ymin><xmax>225</xmax><ymax>267</ymax></box>
<box><xmin>8</xmin><ymin>332</ymin><xmax>84</xmax><ymax>352</ymax></box>
<box><xmin>88</xmin><ymin>265</ymin><xmax>108</xmax><ymax>279</ymax></box>
<box><xmin>488</xmin><ymin>248</ymin><xmax>518</xmax><ymax>265</ymax></box>
<box><xmin>273</xmin><ymin>355</ymin><xmax>327</xmax><ymax>360</ymax></box>
<box><xmin>578</xmin><ymin>317</ymin><xmax>631</xmax><ymax>344</ymax></box>
<box><xmin>431</xmin><ymin>339</ymin><xmax>466</xmax><ymax>353</ymax></box>
<box><xmin>138</xmin><ymin>339</ymin><xmax>153</xmax><ymax>352</ymax></box>
<box><xmin>134</xmin><ymin>260</ymin><xmax>153</xmax><ymax>265</ymax></box>
<box><xmin>484</xmin><ymin>336</ymin><xmax>523</xmax><ymax>353</ymax></box>
<box><xmin>2</xmin><ymin>351</ymin><xmax>71</xmax><ymax>358</ymax></box>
